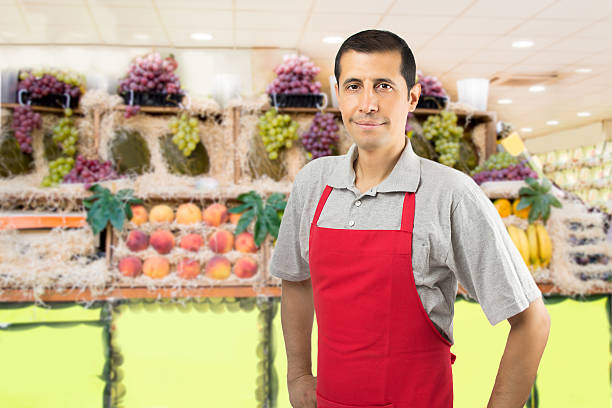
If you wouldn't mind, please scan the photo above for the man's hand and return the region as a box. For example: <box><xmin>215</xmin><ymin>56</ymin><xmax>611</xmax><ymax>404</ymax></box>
<box><xmin>487</xmin><ymin>297</ymin><xmax>550</xmax><ymax>408</ymax></box>
<box><xmin>288</xmin><ymin>374</ymin><xmax>317</xmax><ymax>408</ymax></box>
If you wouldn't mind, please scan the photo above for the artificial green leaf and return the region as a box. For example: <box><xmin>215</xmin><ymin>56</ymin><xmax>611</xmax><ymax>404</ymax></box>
<box><xmin>228</xmin><ymin>203</ymin><xmax>253</xmax><ymax>214</ymax></box>
<box><xmin>524</xmin><ymin>177</ymin><xmax>540</xmax><ymax>191</ymax></box>
<box><xmin>254</xmin><ymin>217</ymin><xmax>268</xmax><ymax>247</ymax></box>
<box><xmin>518</xmin><ymin>187</ymin><xmax>537</xmax><ymax>196</ymax></box>
<box><xmin>254</xmin><ymin>194</ymin><xmax>264</xmax><ymax>216</ymax></box>
<box><xmin>264</xmin><ymin>206</ymin><xmax>281</xmax><ymax>238</ymax></box>
<box><xmin>124</xmin><ymin>204</ymin><xmax>133</xmax><ymax>221</ymax></box>
<box><xmin>90</xmin><ymin>211</ymin><xmax>109</xmax><ymax>235</ymax></box>
<box><xmin>235</xmin><ymin>209</ymin><xmax>255</xmax><ymax>235</ymax></box>
<box><xmin>88</xmin><ymin>183</ymin><xmax>107</xmax><ymax>194</ymax></box>
<box><xmin>551</xmin><ymin>197</ymin><xmax>562</xmax><ymax>208</ymax></box>
<box><xmin>516</xmin><ymin>196</ymin><xmax>535</xmax><ymax>210</ymax></box>
<box><xmin>237</xmin><ymin>191</ymin><xmax>258</xmax><ymax>204</ymax></box>
<box><xmin>83</xmin><ymin>200</ymin><xmax>93</xmax><ymax>209</ymax></box>
<box><xmin>542</xmin><ymin>205</ymin><xmax>551</xmax><ymax>223</ymax></box>
<box><xmin>541</xmin><ymin>177</ymin><xmax>552</xmax><ymax>193</ymax></box>
<box><xmin>109</xmin><ymin>204</ymin><xmax>125</xmax><ymax>231</ymax></box>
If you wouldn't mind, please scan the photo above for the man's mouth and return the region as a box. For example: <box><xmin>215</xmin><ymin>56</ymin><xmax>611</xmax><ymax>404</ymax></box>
<box><xmin>354</xmin><ymin>121</ymin><xmax>386</xmax><ymax>129</ymax></box>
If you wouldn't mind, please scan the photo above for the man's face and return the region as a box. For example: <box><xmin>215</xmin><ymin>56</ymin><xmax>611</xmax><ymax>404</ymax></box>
<box><xmin>334</xmin><ymin>50</ymin><xmax>420</xmax><ymax>152</ymax></box>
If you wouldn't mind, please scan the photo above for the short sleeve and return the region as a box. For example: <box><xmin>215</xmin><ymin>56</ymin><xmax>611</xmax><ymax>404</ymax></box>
<box><xmin>268</xmin><ymin>175</ymin><xmax>310</xmax><ymax>282</ymax></box>
<box><xmin>445</xmin><ymin>181</ymin><xmax>542</xmax><ymax>326</ymax></box>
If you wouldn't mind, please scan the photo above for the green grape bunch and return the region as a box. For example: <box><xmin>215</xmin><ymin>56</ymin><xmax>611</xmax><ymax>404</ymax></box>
<box><xmin>470</xmin><ymin>151</ymin><xmax>520</xmax><ymax>175</ymax></box>
<box><xmin>51</xmin><ymin>108</ymin><xmax>78</xmax><ymax>157</ymax></box>
<box><xmin>169</xmin><ymin>112</ymin><xmax>200</xmax><ymax>157</ymax></box>
<box><xmin>41</xmin><ymin>156</ymin><xmax>74</xmax><ymax>187</ymax></box>
<box><xmin>258</xmin><ymin>108</ymin><xmax>299</xmax><ymax>160</ymax></box>
<box><xmin>422</xmin><ymin>111</ymin><xmax>464</xmax><ymax>167</ymax></box>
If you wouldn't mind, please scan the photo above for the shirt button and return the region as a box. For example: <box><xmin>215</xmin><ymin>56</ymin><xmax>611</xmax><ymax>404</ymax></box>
<box><xmin>355</xmin><ymin>200</ymin><xmax>361</xmax><ymax>207</ymax></box>
<box><xmin>348</xmin><ymin>220</ymin><xmax>355</xmax><ymax>227</ymax></box>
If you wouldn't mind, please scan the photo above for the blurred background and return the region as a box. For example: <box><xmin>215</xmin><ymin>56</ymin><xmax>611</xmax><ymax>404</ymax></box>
<box><xmin>0</xmin><ymin>1</ymin><xmax>610</xmax><ymax>407</ymax></box>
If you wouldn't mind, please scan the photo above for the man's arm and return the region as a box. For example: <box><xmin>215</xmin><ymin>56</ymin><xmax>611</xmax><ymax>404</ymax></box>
<box><xmin>487</xmin><ymin>297</ymin><xmax>551</xmax><ymax>408</ymax></box>
<box><xmin>281</xmin><ymin>278</ymin><xmax>317</xmax><ymax>408</ymax></box>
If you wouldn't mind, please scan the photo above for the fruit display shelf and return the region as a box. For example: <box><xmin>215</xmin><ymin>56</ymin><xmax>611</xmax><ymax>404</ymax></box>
<box><xmin>482</xmin><ymin>180</ymin><xmax>611</xmax><ymax>294</ymax></box>
<box><xmin>1</xmin><ymin>103</ymin><xmax>83</xmax><ymax>115</ymax></box>
<box><xmin>108</xmin><ymin>197</ymin><xmax>269</xmax><ymax>289</ymax></box>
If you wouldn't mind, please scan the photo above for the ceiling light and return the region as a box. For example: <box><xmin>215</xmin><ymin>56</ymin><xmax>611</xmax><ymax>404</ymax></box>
<box><xmin>577</xmin><ymin>112</ymin><xmax>591</xmax><ymax>117</ymax></box>
<box><xmin>529</xmin><ymin>85</ymin><xmax>545</xmax><ymax>92</ymax></box>
<box><xmin>546</xmin><ymin>120</ymin><xmax>559</xmax><ymax>125</ymax></box>
<box><xmin>133</xmin><ymin>33</ymin><xmax>149</xmax><ymax>40</ymax></box>
<box><xmin>575</xmin><ymin>68</ymin><xmax>592</xmax><ymax>73</ymax></box>
<box><xmin>323</xmin><ymin>36</ymin><xmax>344</xmax><ymax>44</ymax></box>
<box><xmin>521</xmin><ymin>128</ymin><xmax>533</xmax><ymax>132</ymax></box>
<box><xmin>497</xmin><ymin>98</ymin><xmax>512</xmax><ymax>104</ymax></box>
<box><xmin>512</xmin><ymin>40</ymin><xmax>534</xmax><ymax>48</ymax></box>
<box><xmin>191</xmin><ymin>32</ymin><xmax>213</xmax><ymax>41</ymax></box>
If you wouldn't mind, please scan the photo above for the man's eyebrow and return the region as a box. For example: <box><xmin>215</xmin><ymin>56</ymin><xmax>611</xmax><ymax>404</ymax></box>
<box><xmin>342</xmin><ymin>77</ymin><xmax>397</xmax><ymax>86</ymax></box>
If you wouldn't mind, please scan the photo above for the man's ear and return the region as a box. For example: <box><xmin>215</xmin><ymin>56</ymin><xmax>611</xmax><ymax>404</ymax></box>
<box><xmin>334</xmin><ymin>82</ymin><xmax>339</xmax><ymax>99</ymax></box>
<box><xmin>409</xmin><ymin>83</ymin><xmax>421</xmax><ymax>112</ymax></box>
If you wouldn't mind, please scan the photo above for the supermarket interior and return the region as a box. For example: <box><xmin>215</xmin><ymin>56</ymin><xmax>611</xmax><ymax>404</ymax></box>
<box><xmin>0</xmin><ymin>0</ymin><xmax>610</xmax><ymax>407</ymax></box>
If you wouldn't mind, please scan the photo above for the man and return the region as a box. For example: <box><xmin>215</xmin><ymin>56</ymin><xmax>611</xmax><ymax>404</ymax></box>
<box><xmin>269</xmin><ymin>30</ymin><xmax>550</xmax><ymax>408</ymax></box>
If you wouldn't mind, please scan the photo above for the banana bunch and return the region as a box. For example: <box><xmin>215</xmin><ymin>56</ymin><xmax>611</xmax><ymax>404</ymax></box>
<box><xmin>507</xmin><ymin>223</ymin><xmax>552</xmax><ymax>270</ymax></box>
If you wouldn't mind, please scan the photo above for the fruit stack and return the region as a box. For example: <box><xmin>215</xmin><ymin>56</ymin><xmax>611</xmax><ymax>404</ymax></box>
<box><xmin>493</xmin><ymin>198</ymin><xmax>553</xmax><ymax>274</ymax></box>
<box><xmin>17</xmin><ymin>68</ymin><xmax>85</xmax><ymax>108</ymax></box>
<box><xmin>115</xmin><ymin>202</ymin><xmax>260</xmax><ymax>284</ymax></box>
<box><xmin>415</xmin><ymin>71</ymin><xmax>448</xmax><ymax>110</ymax></box>
<box><xmin>266</xmin><ymin>54</ymin><xmax>323</xmax><ymax>108</ymax></box>
<box><xmin>472</xmin><ymin>152</ymin><xmax>538</xmax><ymax>184</ymax></box>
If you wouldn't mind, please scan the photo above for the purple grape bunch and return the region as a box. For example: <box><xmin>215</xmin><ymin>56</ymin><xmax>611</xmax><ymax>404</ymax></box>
<box><xmin>266</xmin><ymin>54</ymin><xmax>322</xmax><ymax>95</ymax></box>
<box><xmin>17</xmin><ymin>69</ymin><xmax>83</xmax><ymax>100</ymax></box>
<box><xmin>63</xmin><ymin>155</ymin><xmax>119</xmax><ymax>187</ymax></box>
<box><xmin>301</xmin><ymin>112</ymin><xmax>339</xmax><ymax>159</ymax></box>
<box><xmin>118</xmin><ymin>52</ymin><xmax>181</xmax><ymax>118</ymax></box>
<box><xmin>118</xmin><ymin>52</ymin><xmax>181</xmax><ymax>95</ymax></box>
<box><xmin>417</xmin><ymin>71</ymin><xmax>447</xmax><ymax>98</ymax></box>
<box><xmin>124</xmin><ymin>105</ymin><xmax>141</xmax><ymax>119</ymax></box>
<box><xmin>472</xmin><ymin>162</ymin><xmax>538</xmax><ymax>185</ymax></box>
<box><xmin>11</xmin><ymin>105</ymin><xmax>41</xmax><ymax>154</ymax></box>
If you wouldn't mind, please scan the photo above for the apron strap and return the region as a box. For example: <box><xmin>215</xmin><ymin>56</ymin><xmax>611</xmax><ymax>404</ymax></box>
<box><xmin>400</xmin><ymin>192</ymin><xmax>415</xmax><ymax>232</ymax></box>
<box><xmin>312</xmin><ymin>185</ymin><xmax>333</xmax><ymax>226</ymax></box>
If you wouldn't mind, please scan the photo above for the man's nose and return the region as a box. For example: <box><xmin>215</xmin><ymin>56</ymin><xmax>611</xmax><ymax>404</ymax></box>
<box><xmin>358</xmin><ymin>87</ymin><xmax>378</xmax><ymax>113</ymax></box>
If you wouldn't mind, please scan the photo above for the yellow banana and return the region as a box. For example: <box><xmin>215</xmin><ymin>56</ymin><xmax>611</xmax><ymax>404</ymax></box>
<box><xmin>507</xmin><ymin>225</ymin><xmax>530</xmax><ymax>266</ymax></box>
<box><xmin>535</xmin><ymin>223</ymin><xmax>552</xmax><ymax>267</ymax></box>
<box><xmin>526</xmin><ymin>224</ymin><xmax>540</xmax><ymax>270</ymax></box>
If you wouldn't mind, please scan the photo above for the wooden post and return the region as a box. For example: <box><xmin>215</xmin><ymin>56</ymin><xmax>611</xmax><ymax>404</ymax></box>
<box><xmin>93</xmin><ymin>107</ymin><xmax>101</xmax><ymax>155</ymax></box>
<box><xmin>485</xmin><ymin>111</ymin><xmax>498</xmax><ymax>159</ymax></box>
<box><xmin>232</xmin><ymin>106</ymin><xmax>241</xmax><ymax>184</ymax></box>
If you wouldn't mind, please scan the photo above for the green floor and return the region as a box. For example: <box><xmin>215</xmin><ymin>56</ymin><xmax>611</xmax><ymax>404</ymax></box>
<box><xmin>0</xmin><ymin>296</ymin><xmax>609</xmax><ymax>408</ymax></box>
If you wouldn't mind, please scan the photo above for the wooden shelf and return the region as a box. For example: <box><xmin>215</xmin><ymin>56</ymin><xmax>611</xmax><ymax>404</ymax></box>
<box><xmin>1</xmin><ymin>103</ymin><xmax>82</xmax><ymax>115</ymax></box>
<box><xmin>0</xmin><ymin>286</ymin><xmax>282</xmax><ymax>302</ymax></box>
<box><xmin>114</xmin><ymin>105</ymin><xmax>181</xmax><ymax>114</ymax></box>
<box><xmin>1</xmin><ymin>283</ymin><xmax>606</xmax><ymax>303</ymax></box>
<box><xmin>277</xmin><ymin>106</ymin><xmax>494</xmax><ymax>121</ymax></box>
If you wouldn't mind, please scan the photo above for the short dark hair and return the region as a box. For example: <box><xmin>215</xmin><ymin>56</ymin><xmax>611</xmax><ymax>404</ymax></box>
<box><xmin>334</xmin><ymin>29</ymin><xmax>417</xmax><ymax>91</ymax></box>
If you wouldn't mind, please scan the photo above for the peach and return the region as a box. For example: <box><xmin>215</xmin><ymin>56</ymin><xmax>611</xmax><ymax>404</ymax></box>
<box><xmin>234</xmin><ymin>256</ymin><xmax>258</xmax><ymax>279</ymax></box>
<box><xmin>205</xmin><ymin>255</ymin><xmax>231</xmax><ymax>280</ymax></box>
<box><xmin>129</xmin><ymin>205</ymin><xmax>148</xmax><ymax>225</ymax></box>
<box><xmin>208</xmin><ymin>229</ymin><xmax>234</xmax><ymax>254</ymax></box>
<box><xmin>229</xmin><ymin>211</ymin><xmax>243</xmax><ymax>225</ymax></box>
<box><xmin>149</xmin><ymin>204</ymin><xmax>174</xmax><ymax>223</ymax></box>
<box><xmin>118</xmin><ymin>256</ymin><xmax>142</xmax><ymax>277</ymax></box>
<box><xmin>203</xmin><ymin>203</ymin><xmax>228</xmax><ymax>227</ymax></box>
<box><xmin>180</xmin><ymin>233</ymin><xmax>204</xmax><ymax>252</ymax></box>
<box><xmin>125</xmin><ymin>230</ymin><xmax>149</xmax><ymax>252</ymax></box>
<box><xmin>143</xmin><ymin>256</ymin><xmax>170</xmax><ymax>279</ymax></box>
<box><xmin>235</xmin><ymin>232</ymin><xmax>257</xmax><ymax>253</ymax></box>
<box><xmin>150</xmin><ymin>229</ymin><xmax>175</xmax><ymax>254</ymax></box>
<box><xmin>176</xmin><ymin>203</ymin><xmax>202</xmax><ymax>225</ymax></box>
<box><xmin>177</xmin><ymin>258</ymin><xmax>201</xmax><ymax>280</ymax></box>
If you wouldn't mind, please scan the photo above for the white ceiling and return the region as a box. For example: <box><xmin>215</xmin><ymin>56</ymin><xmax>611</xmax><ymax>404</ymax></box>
<box><xmin>0</xmin><ymin>0</ymin><xmax>611</xmax><ymax>139</ymax></box>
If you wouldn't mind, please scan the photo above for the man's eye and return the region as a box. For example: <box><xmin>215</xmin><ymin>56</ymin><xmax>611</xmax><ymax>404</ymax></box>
<box><xmin>378</xmin><ymin>83</ymin><xmax>392</xmax><ymax>89</ymax></box>
<box><xmin>347</xmin><ymin>84</ymin><xmax>359</xmax><ymax>90</ymax></box>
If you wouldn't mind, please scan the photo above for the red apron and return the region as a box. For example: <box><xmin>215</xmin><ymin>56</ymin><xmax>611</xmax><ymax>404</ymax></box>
<box><xmin>309</xmin><ymin>185</ymin><xmax>456</xmax><ymax>408</ymax></box>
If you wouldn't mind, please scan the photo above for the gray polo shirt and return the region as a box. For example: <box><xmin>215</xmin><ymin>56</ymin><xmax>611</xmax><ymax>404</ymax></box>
<box><xmin>269</xmin><ymin>137</ymin><xmax>542</xmax><ymax>344</ymax></box>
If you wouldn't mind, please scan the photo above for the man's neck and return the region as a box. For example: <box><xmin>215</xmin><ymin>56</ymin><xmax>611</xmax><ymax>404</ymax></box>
<box><xmin>353</xmin><ymin>137</ymin><xmax>406</xmax><ymax>193</ymax></box>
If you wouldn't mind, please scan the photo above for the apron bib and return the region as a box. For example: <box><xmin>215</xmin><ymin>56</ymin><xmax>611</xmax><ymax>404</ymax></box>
<box><xmin>309</xmin><ymin>185</ymin><xmax>456</xmax><ymax>408</ymax></box>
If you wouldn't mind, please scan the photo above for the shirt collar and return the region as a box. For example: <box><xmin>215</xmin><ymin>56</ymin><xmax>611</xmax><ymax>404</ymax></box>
<box><xmin>327</xmin><ymin>136</ymin><xmax>421</xmax><ymax>194</ymax></box>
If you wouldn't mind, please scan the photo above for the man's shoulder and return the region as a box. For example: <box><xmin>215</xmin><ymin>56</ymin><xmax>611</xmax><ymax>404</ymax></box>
<box><xmin>294</xmin><ymin>154</ymin><xmax>344</xmax><ymax>188</ymax></box>
<box><xmin>418</xmin><ymin>156</ymin><xmax>480</xmax><ymax>200</ymax></box>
